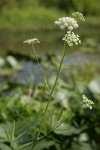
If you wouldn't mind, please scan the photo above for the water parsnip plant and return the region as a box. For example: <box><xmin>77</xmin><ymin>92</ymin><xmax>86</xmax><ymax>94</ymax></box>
<box><xmin>23</xmin><ymin>12</ymin><xmax>94</xmax><ymax>149</ymax></box>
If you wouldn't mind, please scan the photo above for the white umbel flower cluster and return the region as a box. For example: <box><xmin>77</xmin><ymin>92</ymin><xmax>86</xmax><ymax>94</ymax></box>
<box><xmin>82</xmin><ymin>95</ymin><xmax>94</xmax><ymax>109</ymax></box>
<box><xmin>62</xmin><ymin>31</ymin><xmax>81</xmax><ymax>46</ymax></box>
<box><xmin>55</xmin><ymin>12</ymin><xmax>85</xmax><ymax>47</ymax></box>
<box><xmin>55</xmin><ymin>17</ymin><xmax>78</xmax><ymax>31</ymax></box>
<box><xmin>24</xmin><ymin>38</ymin><xmax>40</xmax><ymax>44</ymax></box>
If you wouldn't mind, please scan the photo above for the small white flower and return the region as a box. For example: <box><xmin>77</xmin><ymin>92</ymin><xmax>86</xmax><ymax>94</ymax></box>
<box><xmin>60</xmin><ymin>25</ymin><xmax>65</xmax><ymax>30</ymax></box>
<box><xmin>55</xmin><ymin>17</ymin><xmax>78</xmax><ymax>31</ymax></box>
<box><xmin>62</xmin><ymin>31</ymin><xmax>81</xmax><ymax>46</ymax></box>
<box><xmin>24</xmin><ymin>38</ymin><xmax>40</xmax><ymax>44</ymax></box>
<box><xmin>82</xmin><ymin>95</ymin><xmax>94</xmax><ymax>109</ymax></box>
<box><xmin>68</xmin><ymin>26</ymin><xmax>73</xmax><ymax>31</ymax></box>
<box><xmin>73</xmin><ymin>23</ymin><xmax>78</xmax><ymax>28</ymax></box>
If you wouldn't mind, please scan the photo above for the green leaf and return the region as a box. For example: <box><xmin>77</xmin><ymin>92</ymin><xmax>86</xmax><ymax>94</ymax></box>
<box><xmin>88</xmin><ymin>77</ymin><xmax>100</xmax><ymax>94</ymax></box>
<box><xmin>54</xmin><ymin>123</ymin><xmax>81</xmax><ymax>136</ymax></box>
<box><xmin>33</xmin><ymin>139</ymin><xmax>55</xmax><ymax>150</ymax></box>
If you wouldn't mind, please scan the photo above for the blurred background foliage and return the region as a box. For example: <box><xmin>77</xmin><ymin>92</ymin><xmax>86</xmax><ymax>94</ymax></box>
<box><xmin>0</xmin><ymin>0</ymin><xmax>100</xmax><ymax>30</ymax></box>
<box><xmin>0</xmin><ymin>0</ymin><xmax>100</xmax><ymax>15</ymax></box>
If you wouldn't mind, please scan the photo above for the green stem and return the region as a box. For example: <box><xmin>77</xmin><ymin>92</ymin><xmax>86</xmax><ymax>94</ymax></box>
<box><xmin>37</xmin><ymin>42</ymin><xmax>66</xmax><ymax>139</ymax></box>
<box><xmin>32</xmin><ymin>44</ymin><xmax>50</xmax><ymax>93</ymax></box>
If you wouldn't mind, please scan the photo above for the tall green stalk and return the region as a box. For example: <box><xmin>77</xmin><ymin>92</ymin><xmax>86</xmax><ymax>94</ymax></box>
<box><xmin>37</xmin><ymin>41</ymin><xmax>66</xmax><ymax>139</ymax></box>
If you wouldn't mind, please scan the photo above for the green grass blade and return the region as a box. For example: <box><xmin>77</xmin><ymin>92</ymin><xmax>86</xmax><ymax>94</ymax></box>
<box><xmin>47</xmin><ymin>135</ymin><xmax>62</xmax><ymax>144</ymax></box>
<box><xmin>3</xmin><ymin>127</ymin><xmax>10</xmax><ymax>142</ymax></box>
<box><xmin>16</xmin><ymin>141</ymin><xmax>33</xmax><ymax>150</ymax></box>
<box><xmin>14</xmin><ymin>130</ymin><xmax>28</xmax><ymax>141</ymax></box>
<box><xmin>11</xmin><ymin>120</ymin><xmax>15</xmax><ymax>141</ymax></box>
<box><xmin>57</xmin><ymin>108</ymin><xmax>63</xmax><ymax>122</ymax></box>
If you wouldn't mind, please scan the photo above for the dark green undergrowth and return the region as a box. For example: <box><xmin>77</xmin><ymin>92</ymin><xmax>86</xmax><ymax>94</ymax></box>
<box><xmin>0</xmin><ymin>54</ymin><xmax>100</xmax><ymax>150</ymax></box>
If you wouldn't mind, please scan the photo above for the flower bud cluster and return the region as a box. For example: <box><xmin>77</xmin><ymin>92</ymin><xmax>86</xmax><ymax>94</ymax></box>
<box><xmin>72</xmin><ymin>12</ymin><xmax>85</xmax><ymax>21</ymax></box>
<box><xmin>24</xmin><ymin>38</ymin><xmax>40</xmax><ymax>44</ymax></box>
<box><xmin>82</xmin><ymin>95</ymin><xmax>94</xmax><ymax>109</ymax></box>
<box><xmin>62</xmin><ymin>31</ymin><xmax>81</xmax><ymax>46</ymax></box>
<box><xmin>55</xmin><ymin>17</ymin><xmax>78</xmax><ymax>31</ymax></box>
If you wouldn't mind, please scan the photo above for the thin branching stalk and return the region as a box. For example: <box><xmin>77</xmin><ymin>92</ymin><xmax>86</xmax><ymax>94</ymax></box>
<box><xmin>32</xmin><ymin>44</ymin><xmax>51</xmax><ymax>93</ymax></box>
<box><xmin>37</xmin><ymin>41</ymin><xmax>66</xmax><ymax>140</ymax></box>
<box><xmin>52</xmin><ymin>103</ymin><xmax>84</xmax><ymax>131</ymax></box>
